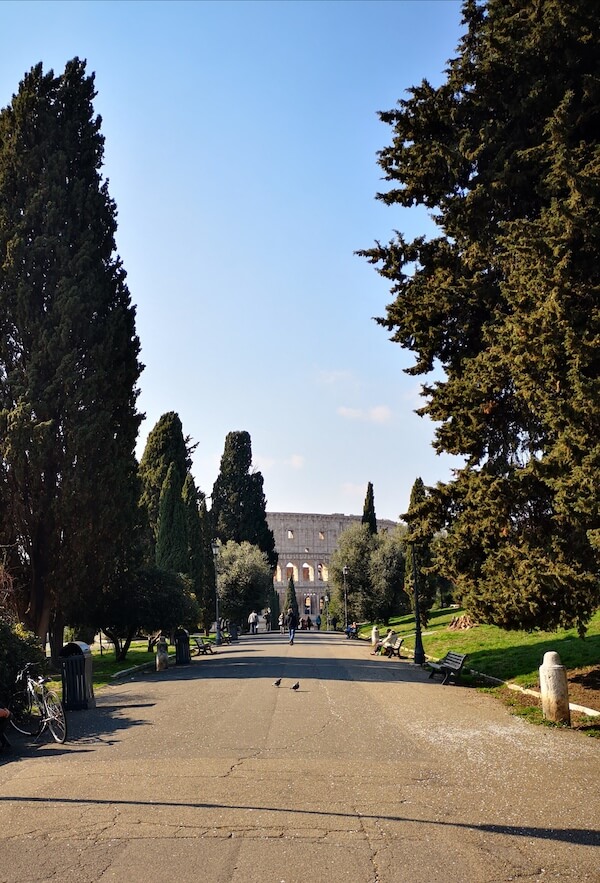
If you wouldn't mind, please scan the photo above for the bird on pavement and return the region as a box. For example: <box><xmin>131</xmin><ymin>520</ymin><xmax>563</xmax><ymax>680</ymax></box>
<box><xmin>291</xmin><ymin>681</ymin><xmax>300</xmax><ymax>691</ymax></box>
<box><xmin>273</xmin><ymin>678</ymin><xmax>281</xmax><ymax>687</ymax></box>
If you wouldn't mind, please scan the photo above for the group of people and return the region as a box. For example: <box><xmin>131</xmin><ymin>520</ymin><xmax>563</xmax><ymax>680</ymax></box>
<box><xmin>370</xmin><ymin>627</ymin><xmax>397</xmax><ymax>656</ymax></box>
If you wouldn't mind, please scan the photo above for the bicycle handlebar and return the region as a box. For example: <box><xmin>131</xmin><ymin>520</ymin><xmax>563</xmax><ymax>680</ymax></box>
<box><xmin>15</xmin><ymin>661</ymin><xmax>40</xmax><ymax>682</ymax></box>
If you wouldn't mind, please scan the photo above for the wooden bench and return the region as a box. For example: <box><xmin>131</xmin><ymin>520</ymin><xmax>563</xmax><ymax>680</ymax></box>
<box><xmin>191</xmin><ymin>635</ymin><xmax>215</xmax><ymax>655</ymax></box>
<box><xmin>427</xmin><ymin>651</ymin><xmax>467</xmax><ymax>685</ymax></box>
<box><xmin>383</xmin><ymin>636</ymin><xmax>404</xmax><ymax>658</ymax></box>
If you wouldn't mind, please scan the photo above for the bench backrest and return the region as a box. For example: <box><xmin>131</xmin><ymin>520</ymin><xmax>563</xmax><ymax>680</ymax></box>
<box><xmin>393</xmin><ymin>637</ymin><xmax>403</xmax><ymax>648</ymax></box>
<box><xmin>443</xmin><ymin>651</ymin><xmax>466</xmax><ymax>668</ymax></box>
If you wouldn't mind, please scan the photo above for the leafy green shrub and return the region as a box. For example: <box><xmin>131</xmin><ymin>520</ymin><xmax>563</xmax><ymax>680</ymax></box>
<box><xmin>0</xmin><ymin>615</ymin><xmax>45</xmax><ymax>704</ymax></box>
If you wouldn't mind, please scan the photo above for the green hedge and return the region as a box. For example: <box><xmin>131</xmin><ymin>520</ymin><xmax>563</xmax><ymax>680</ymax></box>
<box><xmin>0</xmin><ymin>615</ymin><xmax>45</xmax><ymax>705</ymax></box>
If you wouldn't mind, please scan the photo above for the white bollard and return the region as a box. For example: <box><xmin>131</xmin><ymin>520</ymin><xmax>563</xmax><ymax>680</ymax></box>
<box><xmin>156</xmin><ymin>635</ymin><xmax>169</xmax><ymax>672</ymax></box>
<box><xmin>539</xmin><ymin>651</ymin><xmax>571</xmax><ymax>726</ymax></box>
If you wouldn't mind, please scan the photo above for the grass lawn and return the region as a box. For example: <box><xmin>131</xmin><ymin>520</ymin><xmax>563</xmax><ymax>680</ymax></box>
<box><xmin>363</xmin><ymin>607</ymin><xmax>600</xmax><ymax>687</ymax></box>
<box><xmin>46</xmin><ymin>641</ymin><xmax>158</xmax><ymax>695</ymax></box>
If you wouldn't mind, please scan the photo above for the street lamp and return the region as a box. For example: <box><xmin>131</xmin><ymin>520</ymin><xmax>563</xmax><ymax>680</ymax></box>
<box><xmin>211</xmin><ymin>540</ymin><xmax>222</xmax><ymax>646</ymax></box>
<box><xmin>342</xmin><ymin>565</ymin><xmax>348</xmax><ymax>629</ymax></box>
<box><xmin>409</xmin><ymin>541</ymin><xmax>425</xmax><ymax>665</ymax></box>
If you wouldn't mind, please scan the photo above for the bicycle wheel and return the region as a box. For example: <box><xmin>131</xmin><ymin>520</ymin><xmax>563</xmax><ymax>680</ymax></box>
<box><xmin>9</xmin><ymin>689</ymin><xmax>43</xmax><ymax>737</ymax></box>
<box><xmin>44</xmin><ymin>690</ymin><xmax>67</xmax><ymax>744</ymax></box>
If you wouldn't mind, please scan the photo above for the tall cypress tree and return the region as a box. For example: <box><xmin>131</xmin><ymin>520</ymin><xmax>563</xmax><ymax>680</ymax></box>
<box><xmin>284</xmin><ymin>575</ymin><xmax>299</xmax><ymax>616</ymax></box>
<box><xmin>197</xmin><ymin>495</ymin><xmax>216</xmax><ymax>632</ymax></box>
<box><xmin>362</xmin><ymin>482</ymin><xmax>378</xmax><ymax>535</ymax></box>
<box><xmin>155</xmin><ymin>463</ymin><xmax>188</xmax><ymax>574</ymax></box>
<box><xmin>139</xmin><ymin>411</ymin><xmax>191</xmax><ymax>543</ymax></box>
<box><xmin>0</xmin><ymin>60</ymin><xmax>142</xmax><ymax>647</ymax></box>
<box><xmin>403</xmin><ymin>478</ymin><xmax>436</xmax><ymax>627</ymax></box>
<box><xmin>360</xmin><ymin>0</ymin><xmax>600</xmax><ymax>634</ymax></box>
<box><xmin>211</xmin><ymin>430</ymin><xmax>277</xmax><ymax>569</ymax></box>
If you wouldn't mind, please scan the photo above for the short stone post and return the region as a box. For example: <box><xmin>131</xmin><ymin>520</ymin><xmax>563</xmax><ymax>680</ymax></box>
<box><xmin>539</xmin><ymin>651</ymin><xmax>571</xmax><ymax>726</ymax></box>
<box><xmin>156</xmin><ymin>635</ymin><xmax>169</xmax><ymax>672</ymax></box>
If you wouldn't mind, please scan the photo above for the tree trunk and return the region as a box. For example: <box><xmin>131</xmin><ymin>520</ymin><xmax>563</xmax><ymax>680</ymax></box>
<box><xmin>48</xmin><ymin>612</ymin><xmax>65</xmax><ymax>668</ymax></box>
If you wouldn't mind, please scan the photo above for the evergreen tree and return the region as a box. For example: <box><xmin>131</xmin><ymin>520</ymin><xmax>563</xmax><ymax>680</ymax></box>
<box><xmin>211</xmin><ymin>431</ymin><xmax>277</xmax><ymax>569</ymax></box>
<box><xmin>182</xmin><ymin>473</ymin><xmax>207</xmax><ymax>629</ymax></box>
<box><xmin>370</xmin><ymin>526</ymin><xmax>409</xmax><ymax>623</ymax></box>
<box><xmin>360</xmin><ymin>0</ymin><xmax>600</xmax><ymax>634</ymax></box>
<box><xmin>155</xmin><ymin>463</ymin><xmax>188</xmax><ymax>573</ymax></box>
<box><xmin>284</xmin><ymin>575</ymin><xmax>299</xmax><ymax>616</ymax></box>
<box><xmin>330</xmin><ymin>523</ymin><xmax>379</xmax><ymax>622</ymax></box>
<box><xmin>139</xmin><ymin>412</ymin><xmax>191</xmax><ymax>543</ymax></box>
<box><xmin>197</xmin><ymin>495</ymin><xmax>216</xmax><ymax>632</ymax></box>
<box><xmin>216</xmin><ymin>540</ymin><xmax>271</xmax><ymax>626</ymax></box>
<box><xmin>268</xmin><ymin>586</ymin><xmax>280</xmax><ymax>626</ymax></box>
<box><xmin>403</xmin><ymin>478</ymin><xmax>437</xmax><ymax>627</ymax></box>
<box><xmin>0</xmin><ymin>60</ymin><xmax>142</xmax><ymax>648</ymax></box>
<box><xmin>361</xmin><ymin>482</ymin><xmax>378</xmax><ymax>534</ymax></box>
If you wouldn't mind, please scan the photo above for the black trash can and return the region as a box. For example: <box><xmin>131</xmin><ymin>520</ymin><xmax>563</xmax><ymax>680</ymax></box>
<box><xmin>229</xmin><ymin>622</ymin><xmax>239</xmax><ymax>642</ymax></box>
<box><xmin>174</xmin><ymin>629</ymin><xmax>191</xmax><ymax>665</ymax></box>
<box><xmin>59</xmin><ymin>641</ymin><xmax>96</xmax><ymax>710</ymax></box>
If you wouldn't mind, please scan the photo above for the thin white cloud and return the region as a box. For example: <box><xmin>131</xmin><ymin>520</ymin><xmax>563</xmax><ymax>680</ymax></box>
<box><xmin>317</xmin><ymin>369</ymin><xmax>354</xmax><ymax>386</ymax></box>
<box><xmin>254</xmin><ymin>453</ymin><xmax>305</xmax><ymax>472</ymax></box>
<box><xmin>337</xmin><ymin>405</ymin><xmax>392</xmax><ymax>424</ymax></box>
<box><xmin>337</xmin><ymin>406</ymin><xmax>362</xmax><ymax>420</ymax></box>
<box><xmin>368</xmin><ymin>405</ymin><xmax>392</xmax><ymax>424</ymax></box>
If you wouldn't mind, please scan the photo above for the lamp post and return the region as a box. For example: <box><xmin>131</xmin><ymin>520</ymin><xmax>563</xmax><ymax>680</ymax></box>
<box><xmin>409</xmin><ymin>541</ymin><xmax>425</xmax><ymax>665</ymax></box>
<box><xmin>342</xmin><ymin>565</ymin><xmax>348</xmax><ymax>629</ymax></box>
<box><xmin>211</xmin><ymin>540</ymin><xmax>222</xmax><ymax>646</ymax></box>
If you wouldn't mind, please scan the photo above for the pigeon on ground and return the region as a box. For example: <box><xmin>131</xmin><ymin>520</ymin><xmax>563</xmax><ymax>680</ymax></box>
<box><xmin>291</xmin><ymin>681</ymin><xmax>300</xmax><ymax>691</ymax></box>
<box><xmin>273</xmin><ymin>678</ymin><xmax>281</xmax><ymax>687</ymax></box>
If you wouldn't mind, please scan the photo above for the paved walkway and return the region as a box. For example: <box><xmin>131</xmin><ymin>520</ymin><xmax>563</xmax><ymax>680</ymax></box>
<box><xmin>1</xmin><ymin>632</ymin><xmax>598</xmax><ymax>882</ymax></box>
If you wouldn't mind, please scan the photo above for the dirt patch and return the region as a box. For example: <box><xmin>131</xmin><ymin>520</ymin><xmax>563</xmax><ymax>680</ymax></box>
<box><xmin>490</xmin><ymin>665</ymin><xmax>600</xmax><ymax>737</ymax></box>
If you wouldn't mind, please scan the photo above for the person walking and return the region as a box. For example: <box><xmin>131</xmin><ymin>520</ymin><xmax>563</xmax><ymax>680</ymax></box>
<box><xmin>278</xmin><ymin>612</ymin><xmax>285</xmax><ymax>634</ymax></box>
<box><xmin>248</xmin><ymin>610</ymin><xmax>259</xmax><ymax>635</ymax></box>
<box><xmin>285</xmin><ymin>607</ymin><xmax>299</xmax><ymax>645</ymax></box>
<box><xmin>315</xmin><ymin>614</ymin><xmax>321</xmax><ymax>631</ymax></box>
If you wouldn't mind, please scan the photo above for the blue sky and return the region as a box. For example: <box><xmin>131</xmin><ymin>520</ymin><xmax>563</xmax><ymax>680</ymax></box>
<box><xmin>0</xmin><ymin>0</ymin><xmax>465</xmax><ymax>522</ymax></box>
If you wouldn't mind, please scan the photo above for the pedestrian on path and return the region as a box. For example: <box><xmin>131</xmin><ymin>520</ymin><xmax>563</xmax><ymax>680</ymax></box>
<box><xmin>248</xmin><ymin>611</ymin><xmax>258</xmax><ymax>635</ymax></box>
<box><xmin>278</xmin><ymin>612</ymin><xmax>285</xmax><ymax>633</ymax></box>
<box><xmin>285</xmin><ymin>607</ymin><xmax>299</xmax><ymax>645</ymax></box>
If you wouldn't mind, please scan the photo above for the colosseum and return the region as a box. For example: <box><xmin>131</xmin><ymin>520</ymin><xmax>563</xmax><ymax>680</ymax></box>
<box><xmin>266</xmin><ymin>512</ymin><xmax>397</xmax><ymax>621</ymax></box>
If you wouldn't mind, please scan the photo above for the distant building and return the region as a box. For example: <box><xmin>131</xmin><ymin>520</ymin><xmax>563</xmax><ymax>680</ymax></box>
<box><xmin>266</xmin><ymin>511</ymin><xmax>397</xmax><ymax>619</ymax></box>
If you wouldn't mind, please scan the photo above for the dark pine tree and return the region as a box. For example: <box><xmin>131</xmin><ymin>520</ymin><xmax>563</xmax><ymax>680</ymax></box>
<box><xmin>284</xmin><ymin>575</ymin><xmax>299</xmax><ymax>616</ymax></box>
<box><xmin>139</xmin><ymin>411</ymin><xmax>191</xmax><ymax>544</ymax></box>
<box><xmin>211</xmin><ymin>431</ymin><xmax>277</xmax><ymax>569</ymax></box>
<box><xmin>362</xmin><ymin>482</ymin><xmax>378</xmax><ymax>535</ymax></box>
<box><xmin>359</xmin><ymin>0</ymin><xmax>600</xmax><ymax>635</ymax></box>
<box><xmin>182</xmin><ymin>472</ymin><xmax>204</xmax><ymax>619</ymax></box>
<box><xmin>155</xmin><ymin>463</ymin><xmax>188</xmax><ymax>574</ymax></box>
<box><xmin>197</xmin><ymin>495</ymin><xmax>216</xmax><ymax>633</ymax></box>
<box><xmin>0</xmin><ymin>59</ymin><xmax>142</xmax><ymax>653</ymax></box>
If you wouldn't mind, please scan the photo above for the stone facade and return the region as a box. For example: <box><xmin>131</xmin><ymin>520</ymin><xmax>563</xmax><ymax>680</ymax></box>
<box><xmin>266</xmin><ymin>511</ymin><xmax>397</xmax><ymax>620</ymax></box>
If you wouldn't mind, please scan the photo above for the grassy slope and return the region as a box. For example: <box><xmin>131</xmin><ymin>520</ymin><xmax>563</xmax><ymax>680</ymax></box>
<box><xmin>363</xmin><ymin>608</ymin><xmax>600</xmax><ymax>688</ymax></box>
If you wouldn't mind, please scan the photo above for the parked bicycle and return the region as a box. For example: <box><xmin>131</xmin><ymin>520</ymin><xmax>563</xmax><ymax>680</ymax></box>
<box><xmin>9</xmin><ymin>662</ymin><xmax>67</xmax><ymax>744</ymax></box>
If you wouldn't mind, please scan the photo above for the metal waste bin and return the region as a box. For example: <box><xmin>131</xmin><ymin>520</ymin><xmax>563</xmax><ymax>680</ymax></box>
<box><xmin>59</xmin><ymin>641</ymin><xmax>96</xmax><ymax>710</ymax></box>
<box><xmin>174</xmin><ymin>629</ymin><xmax>191</xmax><ymax>665</ymax></box>
<box><xmin>229</xmin><ymin>622</ymin><xmax>239</xmax><ymax>641</ymax></box>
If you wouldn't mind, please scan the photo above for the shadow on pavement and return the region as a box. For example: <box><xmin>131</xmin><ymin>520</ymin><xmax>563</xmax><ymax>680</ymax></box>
<box><xmin>0</xmin><ymin>792</ymin><xmax>597</xmax><ymax>848</ymax></box>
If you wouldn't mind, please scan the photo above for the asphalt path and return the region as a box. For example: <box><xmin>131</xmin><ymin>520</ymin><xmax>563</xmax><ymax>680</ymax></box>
<box><xmin>1</xmin><ymin>631</ymin><xmax>598</xmax><ymax>882</ymax></box>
